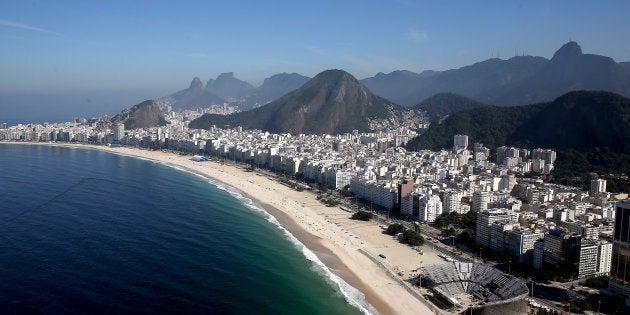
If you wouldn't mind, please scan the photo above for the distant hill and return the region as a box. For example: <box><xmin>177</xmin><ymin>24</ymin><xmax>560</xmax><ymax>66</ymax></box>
<box><xmin>362</xmin><ymin>42</ymin><xmax>630</xmax><ymax>106</ymax></box>
<box><xmin>111</xmin><ymin>100</ymin><xmax>167</xmax><ymax>130</ymax></box>
<box><xmin>406</xmin><ymin>91</ymin><xmax>630</xmax><ymax>185</ymax></box>
<box><xmin>412</xmin><ymin>93</ymin><xmax>487</xmax><ymax>120</ymax></box>
<box><xmin>360</xmin><ymin>70</ymin><xmax>438</xmax><ymax>106</ymax></box>
<box><xmin>157</xmin><ymin>77</ymin><xmax>225</xmax><ymax>111</ymax></box>
<box><xmin>205</xmin><ymin>72</ymin><xmax>254</xmax><ymax>100</ymax></box>
<box><xmin>481</xmin><ymin>42</ymin><xmax>630</xmax><ymax>105</ymax></box>
<box><xmin>243</xmin><ymin>72</ymin><xmax>310</xmax><ymax>109</ymax></box>
<box><xmin>189</xmin><ymin>69</ymin><xmax>402</xmax><ymax>134</ymax></box>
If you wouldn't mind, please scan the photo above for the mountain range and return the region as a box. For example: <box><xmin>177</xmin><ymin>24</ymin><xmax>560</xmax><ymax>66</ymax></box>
<box><xmin>362</xmin><ymin>42</ymin><xmax>630</xmax><ymax>106</ymax></box>
<box><xmin>188</xmin><ymin>70</ymin><xmax>404</xmax><ymax>134</ymax></box>
<box><xmin>158</xmin><ymin>73</ymin><xmax>311</xmax><ymax>111</ymax></box>
<box><xmin>153</xmin><ymin>41</ymin><xmax>629</xmax><ymax>114</ymax></box>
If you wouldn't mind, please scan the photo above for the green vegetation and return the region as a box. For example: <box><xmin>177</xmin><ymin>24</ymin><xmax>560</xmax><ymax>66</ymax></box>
<box><xmin>442</xmin><ymin>227</ymin><xmax>457</xmax><ymax>237</ymax></box>
<box><xmin>405</xmin><ymin>102</ymin><xmax>546</xmax><ymax>151</ymax></box>
<box><xmin>316</xmin><ymin>195</ymin><xmax>339</xmax><ymax>207</ymax></box>
<box><xmin>406</xmin><ymin>91</ymin><xmax>630</xmax><ymax>190</ymax></box>
<box><xmin>401</xmin><ymin>229</ymin><xmax>425</xmax><ymax>246</ymax></box>
<box><xmin>385</xmin><ymin>223</ymin><xmax>424</xmax><ymax>246</ymax></box>
<box><xmin>350</xmin><ymin>211</ymin><xmax>373</xmax><ymax>221</ymax></box>
<box><xmin>455</xmin><ymin>229</ymin><xmax>477</xmax><ymax>251</ymax></box>
<box><xmin>581</xmin><ymin>275</ymin><xmax>609</xmax><ymax>289</ymax></box>
<box><xmin>550</xmin><ymin>149</ymin><xmax>630</xmax><ymax>192</ymax></box>
<box><xmin>569</xmin><ymin>298</ymin><xmax>592</xmax><ymax>312</ymax></box>
<box><xmin>279</xmin><ymin>177</ymin><xmax>307</xmax><ymax>192</ymax></box>
<box><xmin>340</xmin><ymin>190</ymin><xmax>354</xmax><ymax>197</ymax></box>
<box><xmin>340</xmin><ymin>185</ymin><xmax>354</xmax><ymax>197</ymax></box>
<box><xmin>412</xmin><ymin>93</ymin><xmax>487</xmax><ymax>120</ymax></box>
<box><xmin>386</xmin><ymin>223</ymin><xmax>405</xmax><ymax>235</ymax></box>
<box><xmin>434</xmin><ymin>211</ymin><xmax>477</xmax><ymax>230</ymax></box>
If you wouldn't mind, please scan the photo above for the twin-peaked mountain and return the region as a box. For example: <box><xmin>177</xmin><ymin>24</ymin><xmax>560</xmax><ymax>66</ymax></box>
<box><xmin>188</xmin><ymin>70</ymin><xmax>403</xmax><ymax>134</ymax></box>
<box><xmin>158</xmin><ymin>73</ymin><xmax>311</xmax><ymax>111</ymax></box>
<box><xmin>362</xmin><ymin>42</ymin><xmax>630</xmax><ymax>106</ymax></box>
<box><xmin>157</xmin><ymin>77</ymin><xmax>226</xmax><ymax>111</ymax></box>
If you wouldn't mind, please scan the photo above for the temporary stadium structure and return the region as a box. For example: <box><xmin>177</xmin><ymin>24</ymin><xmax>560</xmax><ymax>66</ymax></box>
<box><xmin>420</xmin><ymin>261</ymin><xmax>529</xmax><ymax>310</ymax></box>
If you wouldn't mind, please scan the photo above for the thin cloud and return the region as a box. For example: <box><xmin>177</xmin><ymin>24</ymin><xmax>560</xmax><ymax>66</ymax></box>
<box><xmin>186</xmin><ymin>52</ymin><xmax>213</xmax><ymax>59</ymax></box>
<box><xmin>299</xmin><ymin>43</ymin><xmax>334</xmax><ymax>58</ymax></box>
<box><xmin>409</xmin><ymin>28</ymin><xmax>428</xmax><ymax>43</ymax></box>
<box><xmin>0</xmin><ymin>19</ymin><xmax>64</xmax><ymax>37</ymax></box>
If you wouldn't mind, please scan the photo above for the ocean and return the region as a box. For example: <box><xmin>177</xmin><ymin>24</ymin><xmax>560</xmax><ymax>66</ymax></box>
<box><xmin>0</xmin><ymin>144</ymin><xmax>368</xmax><ymax>314</ymax></box>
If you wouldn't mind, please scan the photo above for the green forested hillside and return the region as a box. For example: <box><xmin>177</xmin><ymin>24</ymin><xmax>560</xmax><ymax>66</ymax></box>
<box><xmin>406</xmin><ymin>91</ymin><xmax>630</xmax><ymax>190</ymax></box>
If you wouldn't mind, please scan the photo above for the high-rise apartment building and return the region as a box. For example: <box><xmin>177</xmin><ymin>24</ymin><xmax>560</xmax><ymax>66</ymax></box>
<box><xmin>590</xmin><ymin>178</ymin><xmax>607</xmax><ymax>196</ymax></box>
<box><xmin>472</xmin><ymin>190</ymin><xmax>490</xmax><ymax>212</ymax></box>
<box><xmin>443</xmin><ymin>190</ymin><xmax>462</xmax><ymax>214</ymax></box>
<box><xmin>476</xmin><ymin>208</ymin><xmax>518</xmax><ymax>248</ymax></box>
<box><xmin>507</xmin><ymin>228</ymin><xmax>544</xmax><ymax>263</ymax></box>
<box><xmin>418</xmin><ymin>193</ymin><xmax>443</xmax><ymax>223</ymax></box>
<box><xmin>453</xmin><ymin>134</ymin><xmax>468</xmax><ymax>152</ymax></box>
<box><xmin>610</xmin><ymin>200</ymin><xmax>630</xmax><ymax>304</ymax></box>
<box><xmin>113</xmin><ymin>123</ymin><xmax>125</xmax><ymax>143</ymax></box>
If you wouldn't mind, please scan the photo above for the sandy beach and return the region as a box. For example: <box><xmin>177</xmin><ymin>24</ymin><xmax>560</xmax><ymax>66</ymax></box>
<box><xmin>12</xmin><ymin>143</ymin><xmax>447</xmax><ymax>314</ymax></box>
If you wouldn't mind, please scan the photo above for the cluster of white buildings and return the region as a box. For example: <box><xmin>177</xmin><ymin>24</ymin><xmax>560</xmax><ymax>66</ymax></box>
<box><xmin>0</xmin><ymin>119</ymin><xmax>589</xmax><ymax>227</ymax></box>
<box><xmin>473</xmin><ymin>198</ymin><xmax>617</xmax><ymax>280</ymax></box>
<box><xmin>2</xmin><ymin>111</ymin><xmax>625</xmax><ymax>284</ymax></box>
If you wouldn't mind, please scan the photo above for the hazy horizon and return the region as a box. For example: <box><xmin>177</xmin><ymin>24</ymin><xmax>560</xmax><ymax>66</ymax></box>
<box><xmin>2</xmin><ymin>0</ymin><xmax>630</xmax><ymax>124</ymax></box>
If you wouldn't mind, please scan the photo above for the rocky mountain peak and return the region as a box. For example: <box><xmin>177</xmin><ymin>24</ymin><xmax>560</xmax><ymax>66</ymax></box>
<box><xmin>552</xmin><ymin>41</ymin><xmax>583</xmax><ymax>60</ymax></box>
<box><xmin>189</xmin><ymin>77</ymin><xmax>203</xmax><ymax>90</ymax></box>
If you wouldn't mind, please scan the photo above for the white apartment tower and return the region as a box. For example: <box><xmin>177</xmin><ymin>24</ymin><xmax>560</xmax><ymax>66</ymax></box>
<box><xmin>598</xmin><ymin>240</ymin><xmax>613</xmax><ymax>275</ymax></box>
<box><xmin>113</xmin><ymin>123</ymin><xmax>125</xmax><ymax>143</ymax></box>
<box><xmin>476</xmin><ymin>208</ymin><xmax>518</xmax><ymax>248</ymax></box>
<box><xmin>591</xmin><ymin>178</ymin><xmax>607</xmax><ymax>196</ymax></box>
<box><xmin>472</xmin><ymin>190</ymin><xmax>490</xmax><ymax>212</ymax></box>
<box><xmin>443</xmin><ymin>191</ymin><xmax>463</xmax><ymax>214</ymax></box>
<box><xmin>418</xmin><ymin>193</ymin><xmax>443</xmax><ymax>223</ymax></box>
<box><xmin>578</xmin><ymin>240</ymin><xmax>600</xmax><ymax>278</ymax></box>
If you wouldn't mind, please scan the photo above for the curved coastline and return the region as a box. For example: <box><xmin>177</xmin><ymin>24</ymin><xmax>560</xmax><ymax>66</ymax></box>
<box><xmin>159</xmin><ymin>162</ymin><xmax>378</xmax><ymax>314</ymax></box>
<box><xmin>2</xmin><ymin>142</ymin><xmax>438</xmax><ymax>315</ymax></box>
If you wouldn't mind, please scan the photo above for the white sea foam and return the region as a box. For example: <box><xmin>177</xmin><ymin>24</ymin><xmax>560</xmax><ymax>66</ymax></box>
<box><xmin>210</xmin><ymin>180</ymin><xmax>378</xmax><ymax>315</ymax></box>
<box><xmin>195</xmin><ymin>179</ymin><xmax>377</xmax><ymax>314</ymax></box>
<box><xmin>106</xmin><ymin>155</ymin><xmax>378</xmax><ymax>314</ymax></box>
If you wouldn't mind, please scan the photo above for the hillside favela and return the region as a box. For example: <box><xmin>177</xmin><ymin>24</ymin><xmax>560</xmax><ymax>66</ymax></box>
<box><xmin>2</xmin><ymin>2</ymin><xmax>630</xmax><ymax>315</ymax></box>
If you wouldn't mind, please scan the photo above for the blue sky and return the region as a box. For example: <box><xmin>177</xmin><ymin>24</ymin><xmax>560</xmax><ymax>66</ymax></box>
<box><xmin>1</xmin><ymin>0</ymin><xmax>630</xmax><ymax>93</ymax></box>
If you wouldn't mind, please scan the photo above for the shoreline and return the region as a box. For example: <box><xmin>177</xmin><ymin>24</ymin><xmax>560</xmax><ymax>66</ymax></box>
<box><xmin>3</xmin><ymin>142</ymin><xmax>442</xmax><ymax>315</ymax></box>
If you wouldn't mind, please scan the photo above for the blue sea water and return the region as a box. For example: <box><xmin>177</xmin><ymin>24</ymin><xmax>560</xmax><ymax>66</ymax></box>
<box><xmin>0</xmin><ymin>144</ymin><xmax>367</xmax><ymax>314</ymax></box>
